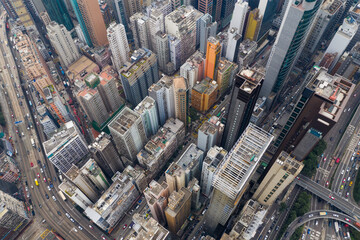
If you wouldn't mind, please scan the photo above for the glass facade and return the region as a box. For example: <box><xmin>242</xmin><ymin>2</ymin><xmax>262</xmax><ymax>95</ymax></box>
<box><xmin>42</xmin><ymin>0</ymin><xmax>74</xmax><ymax>30</ymax></box>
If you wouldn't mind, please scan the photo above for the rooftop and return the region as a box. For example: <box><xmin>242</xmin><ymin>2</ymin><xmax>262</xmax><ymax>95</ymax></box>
<box><xmin>134</xmin><ymin>97</ymin><xmax>156</xmax><ymax>115</ymax></box>
<box><xmin>199</xmin><ymin>117</ymin><xmax>223</xmax><ymax>135</ymax></box>
<box><xmin>213</xmin><ymin>124</ymin><xmax>273</xmax><ymax>199</ymax></box>
<box><xmin>67</xmin><ymin>56</ymin><xmax>99</xmax><ymax>82</ymax></box>
<box><xmin>176</xmin><ymin>143</ymin><xmax>203</xmax><ymax>170</ymax></box>
<box><xmin>131</xmin><ymin>213</ymin><xmax>169</xmax><ymax>240</ymax></box>
<box><xmin>217</xmin><ymin>58</ymin><xmax>237</xmax><ymax>73</ymax></box>
<box><xmin>120</xmin><ymin>48</ymin><xmax>155</xmax><ymax>79</ymax></box>
<box><xmin>238</xmin><ymin>67</ymin><xmax>264</xmax><ymax>93</ymax></box>
<box><xmin>192</xmin><ymin>79</ymin><xmax>218</xmax><ymax>95</ymax></box>
<box><xmin>108</xmin><ymin>107</ymin><xmax>140</xmax><ymax>135</ymax></box>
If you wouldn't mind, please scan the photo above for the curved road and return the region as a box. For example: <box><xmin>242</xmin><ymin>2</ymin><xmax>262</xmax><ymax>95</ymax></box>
<box><xmin>283</xmin><ymin>210</ymin><xmax>360</xmax><ymax>240</ymax></box>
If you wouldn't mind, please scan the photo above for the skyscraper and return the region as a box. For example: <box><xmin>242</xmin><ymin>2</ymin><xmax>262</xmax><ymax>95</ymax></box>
<box><xmin>199</xmin><ymin>14</ymin><xmax>217</xmax><ymax>54</ymax></box>
<box><xmin>173</xmin><ymin>77</ymin><xmax>188</xmax><ymax>126</ymax></box>
<box><xmin>119</xmin><ymin>48</ymin><xmax>159</xmax><ymax>107</ymax></box>
<box><xmin>134</xmin><ymin>96</ymin><xmax>160</xmax><ymax>138</ymax></box>
<box><xmin>205</xmin><ymin>123</ymin><xmax>273</xmax><ymax>232</ymax></box>
<box><xmin>71</xmin><ymin>0</ymin><xmax>108</xmax><ymax>47</ymax></box>
<box><xmin>155</xmin><ymin>32</ymin><xmax>171</xmax><ymax>74</ymax></box>
<box><xmin>197</xmin><ymin>116</ymin><xmax>224</xmax><ymax>152</ymax></box>
<box><xmin>320</xmin><ymin>16</ymin><xmax>358</xmax><ymax>72</ymax></box>
<box><xmin>107</xmin><ymin>22</ymin><xmax>130</xmax><ymax>72</ymax></box>
<box><xmin>108</xmin><ymin>107</ymin><xmax>147</xmax><ymax>161</ymax></box>
<box><xmin>260</xmin><ymin>0</ymin><xmax>322</xmax><ymax>106</ymax></box>
<box><xmin>42</xmin><ymin>0</ymin><xmax>73</xmax><ymax>30</ymax></box>
<box><xmin>47</xmin><ymin>21</ymin><xmax>80</xmax><ymax>67</ymax></box>
<box><xmin>180</xmin><ymin>51</ymin><xmax>206</xmax><ymax>89</ymax></box>
<box><xmin>225</xmin><ymin>0</ymin><xmax>248</xmax><ymax>62</ymax></box>
<box><xmin>198</xmin><ymin>0</ymin><xmax>213</xmax><ymax>15</ymax></box>
<box><xmin>253</xmin><ymin>151</ymin><xmax>303</xmax><ymax>206</ymax></box>
<box><xmin>129</xmin><ymin>13</ymin><xmax>150</xmax><ymax>49</ymax></box>
<box><xmin>43</xmin><ymin>121</ymin><xmax>89</xmax><ymax>173</ymax></box>
<box><xmin>97</xmin><ymin>71</ymin><xmax>123</xmax><ymax>113</ymax></box>
<box><xmin>269</xmin><ymin>67</ymin><xmax>355</xmax><ymax>162</ymax></box>
<box><xmin>222</xmin><ymin>67</ymin><xmax>264</xmax><ymax>151</ymax></box>
<box><xmin>205</xmin><ymin>37</ymin><xmax>221</xmax><ymax>80</ymax></box>
<box><xmin>77</xmin><ymin>87</ymin><xmax>109</xmax><ymax>125</ymax></box>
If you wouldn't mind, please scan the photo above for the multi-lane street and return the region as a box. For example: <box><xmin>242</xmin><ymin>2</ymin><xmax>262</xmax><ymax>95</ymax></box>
<box><xmin>0</xmin><ymin>12</ymin><xmax>110</xmax><ymax>240</ymax></box>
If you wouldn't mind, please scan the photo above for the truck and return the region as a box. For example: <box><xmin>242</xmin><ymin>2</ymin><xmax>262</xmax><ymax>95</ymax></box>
<box><xmin>334</xmin><ymin>221</ymin><xmax>339</xmax><ymax>233</ymax></box>
<box><xmin>58</xmin><ymin>191</ymin><xmax>66</xmax><ymax>201</ymax></box>
<box><xmin>31</xmin><ymin>138</ymin><xmax>35</xmax><ymax>147</ymax></box>
<box><xmin>329</xmin><ymin>159</ymin><xmax>335</xmax><ymax>167</ymax></box>
<box><xmin>319</xmin><ymin>212</ymin><xmax>327</xmax><ymax>216</ymax></box>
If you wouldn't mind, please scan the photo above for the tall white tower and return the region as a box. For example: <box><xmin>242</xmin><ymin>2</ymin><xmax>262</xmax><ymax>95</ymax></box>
<box><xmin>107</xmin><ymin>22</ymin><xmax>130</xmax><ymax>71</ymax></box>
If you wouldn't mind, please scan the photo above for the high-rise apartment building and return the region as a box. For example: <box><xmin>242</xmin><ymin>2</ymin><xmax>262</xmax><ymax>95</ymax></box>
<box><xmin>238</xmin><ymin>39</ymin><xmax>257</xmax><ymax>70</ymax></box>
<box><xmin>134</xmin><ymin>96</ymin><xmax>160</xmax><ymax>138</ymax></box>
<box><xmin>131</xmin><ymin>213</ymin><xmax>170</xmax><ymax>239</ymax></box>
<box><xmin>244</xmin><ymin>8</ymin><xmax>262</xmax><ymax>41</ymax></box>
<box><xmin>225</xmin><ymin>0</ymin><xmax>248</xmax><ymax>62</ymax></box>
<box><xmin>191</xmin><ymin>79</ymin><xmax>218</xmax><ymax>112</ymax></box>
<box><xmin>260</xmin><ymin>0</ymin><xmax>322</xmax><ymax>106</ymax></box>
<box><xmin>155</xmin><ymin>32</ymin><xmax>172</xmax><ymax>74</ymax></box>
<box><xmin>77</xmin><ymin>87</ymin><xmax>109</xmax><ymax>125</ymax></box>
<box><xmin>201</xmin><ymin>146</ymin><xmax>227</xmax><ymax>196</ymax></box>
<box><xmin>148</xmin><ymin>9</ymin><xmax>165</xmax><ymax>52</ymax></box>
<box><xmin>130</xmin><ymin>13</ymin><xmax>150</xmax><ymax>49</ymax></box>
<box><xmin>205</xmin><ymin>37</ymin><xmax>221</xmax><ymax>80</ymax></box>
<box><xmin>43</xmin><ymin>121</ymin><xmax>89</xmax><ymax>173</ymax></box>
<box><xmin>164</xmin><ymin>187</ymin><xmax>192</xmax><ymax>233</ymax></box>
<box><xmin>198</xmin><ymin>0</ymin><xmax>213</xmax><ymax>15</ymax></box>
<box><xmin>180</xmin><ymin>51</ymin><xmax>206</xmax><ymax>89</ymax></box>
<box><xmin>80</xmin><ymin>158</ymin><xmax>110</xmax><ymax>191</ymax></box>
<box><xmin>270</xmin><ymin>67</ymin><xmax>355</xmax><ymax>161</ymax></box>
<box><xmin>42</xmin><ymin>0</ymin><xmax>73</xmax><ymax>30</ymax></box>
<box><xmin>98</xmin><ymin>71</ymin><xmax>123</xmax><ymax>113</ymax></box>
<box><xmin>0</xmin><ymin>153</ymin><xmax>19</xmax><ymax>183</ymax></box>
<box><xmin>108</xmin><ymin>107</ymin><xmax>147</xmax><ymax>161</ymax></box>
<box><xmin>320</xmin><ymin>16</ymin><xmax>358</xmax><ymax>72</ymax></box>
<box><xmin>253</xmin><ymin>151</ymin><xmax>303</xmax><ymax>206</ymax></box>
<box><xmin>148</xmin><ymin>76</ymin><xmax>175</xmax><ymax>126</ymax></box>
<box><xmin>143</xmin><ymin>180</ymin><xmax>170</xmax><ymax>225</ymax></box>
<box><xmin>197</xmin><ymin>116</ymin><xmax>224</xmax><ymax>153</ymax></box>
<box><xmin>119</xmin><ymin>48</ymin><xmax>159</xmax><ymax>107</ymax></box>
<box><xmin>222</xmin><ymin>67</ymin><xmax>264</xmax><ymax>151</ymax></box>
<box><xmin>47</xmin><ymin>21</ymin><xmax>80</xmax><ymax>67</ymax></box>
<box><xmin>205</xmin><ymin>124</ymin><xmax>273</xmax><ymax>232</ymax></box>
<box><xmin>199</xmin><ymin>14</ymin><xmax>217</xmax><ymax>54</ymax></box>
<box><xmin>89</xmin><ymin>132</ymin><xmax>124</xmax><ymax>178</ymax></box>
<box><xmin>165</xmin><ymin>6</ymin><xmax>203</xmax><ymax>70</ymax></box>
<box><xmin>300</xmin><ymin>0</ymin><xmax>343</xmax><ymax>61</ymax></box>
<box><xmin>71</xmin><ymin>0</ymin><xmax>108</xmax><ymax>47</ymax></box>
<box><xmin>173</xmin><ymin>77</ymin><xmax>188</xmax><ymax>125</ymax></box>
<box><xmin>0</xmin><ymin>190</ymin><xmax>28</xmax><ymax>232</ymax></box>
<box><xmin>215</xmin><ymin>58</ymin><xmax>238</xmax><ymax>96</ymax></box>
<box><xmin>107</xmin><ymin>22</ymin><xmax>130</xmax><ymax>72</ymax></box>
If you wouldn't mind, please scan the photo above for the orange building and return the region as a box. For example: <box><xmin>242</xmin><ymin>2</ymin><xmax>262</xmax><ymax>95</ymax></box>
<box><xmin>191</xmin><ymin>78</ymin><xmax>218</xmax><ymax>112</ymax></box>
<box><xmin>205</xmin><ymin>37</ymin><xmax>221</xmax><ymax>80</ymax></box>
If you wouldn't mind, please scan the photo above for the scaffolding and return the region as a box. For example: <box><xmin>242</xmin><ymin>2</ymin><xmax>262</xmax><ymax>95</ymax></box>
<box><xmin>212</xmin><ymin>123</ymin><xmax>273</xmax><ymax>199</ymax></box>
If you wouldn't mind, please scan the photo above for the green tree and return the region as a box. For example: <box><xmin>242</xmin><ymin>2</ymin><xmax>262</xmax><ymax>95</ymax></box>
<box><xmin>279</xmin><ymin>202</ymin><xmax>287</xmax><ymax>212</ymax></box>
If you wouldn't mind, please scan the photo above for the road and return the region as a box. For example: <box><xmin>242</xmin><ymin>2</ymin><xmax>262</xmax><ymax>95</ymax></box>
<box><xmin>283</xmin><ymin>210</ymin><xmax>359</xmax><ymax>240</ymax></box>
<box><xmin>0</xmin><ymin>12</ymin><xmax>110</xmax><ymax>240</ymax></box>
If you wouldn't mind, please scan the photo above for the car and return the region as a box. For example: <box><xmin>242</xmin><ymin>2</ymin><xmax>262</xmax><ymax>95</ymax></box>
<box><xmin>341</xmin><ymin>185</ymin><xmax>344</xmax><ymax>189</ymax></box>
<box><xmin>43</xmin><ymin>177</ymin><xmax>46</xmax><ymax>183</ymax></box>
<box><xmin>47</xmin><ymin>186</ymin><xmax>51</xmax><ymax>191</ymax></box>
<box><xmin>102</xmin><ymin>237</ymin><xmax>106</xmax><ymax>240</ymax></box>
<box><xmin>11</xmin><ymin>114</ymin><xmax>14</xmax><ymax>118</ymax></box>
<box><xmin>329</xmin><ymin>195</ymin><xmax>335</xmax><ymax>200</ymax></box>
<box><xmin>315</xmin><ymin>220</ymin><xmax>318</xmax><ymax>226</ymax></box>
<box><xmin>31</xmin><ymin>185</ymin><xmax>33</xmax><ymax>189</ymax></box>
<box><xmin>45</xmin><ymin>193</ymin><xmax>49</xmax><ymax>199</ymax></box>
<box><xmin>343</xmin><ymin>178</ymin><xmax>346</xmax><ymax>183</ymax></box>
<box><xmin>348</xmin><ymin>108</ymin><xmax>351</xmax><ymax>112</ymax></box>
<box><xmin>336</xmin><ymin>158</ymin><xmax>340</xmax><ymax>163</ymax></box>
<box><xmin>347</xmin><ymin>167</ymin><xmax>350</xmax><ymax>172</ymax></box>
<box><xmin>345</xmin><ymin>224</ymin><xmax>349</xmax><ymax>227</ymax></box>
<box><xmin>326</xmin><ymin>181</ymin><xmax>329</xmax><ymax>186</ymax></box>
<box><xmin>37</xmin><ymin>173</ymin><xmax>40</xmax><ymax>178</ymax></box>
<box><xmin>65</xmin><ymin>213</ymin><xmax>70</xmax><ymax>218</ymax></box>
<box><xmin>345</xmin><ymin>218</ymin><xmax>351</xmax><ymax>222</ymax></box>
<box><xmin>30</xmin><ymin>162</ymin><xmax>33</xmax><ymax>167</ymax></box>
<box><xmin>73</xmin><ymin>228</ymin><xmax>78</xmax><ymax>232</ymax></box>
<box><xmin>296</xmin><ymin>176</ymin><xmax>300</xmax><ymax>180</ymax></box>
<box><xmin>348</xmin><ymin>177</ymin><xmax>351</xmax><ymax>181</ymax></box>
<box><xmin>52</xmin><ymin>196</ymin><xmax>56</xmax><ymax>201</ymax></box>
<box><xmin>307</xmin><ymin>229</ymin><xmax>311</xmax><ymax>234</ymax></box>
<box><xmin>89</xmin><ymin>225</ymin><xmax>93</xmax><ymax>229</ymax></box>
<box><xmin>25</xmin><ymin>186</ymin><xmax>28</xmax><ymax>191</ymax></box>
<box><xmin>78</xmin><ymin>226</ymin><xmax>83</xmax><ymax>230</ymax></box>
<box><xmin>123</xmin><ymin>224</ymin><xmax>127</xmax><ymax>229</ymax></box>
<box><xmin>341</xmin><ymin>170</ymin><xmax>345</xmax><ymax>175</ymax></box>
<box><xmin>70</xmin><ymin>218</ymin><xmax>74</xmax><ymax>222</ymax></box>
<box><xmin>308</xmin><ymin>214</ymin><xmax>313</xmax><ymax>218</ymax></box>
<box><xmin>346</xmin><ymin>192</ymin><xmax>349</xmax><ymax>197</ymax></box>
<box><xmin>39</xmin><ymin>204</ymin><xmax>42</xmax><ymax>208</ymax></box>
<box><xmin>323</xmin><ymin>157</ymin><xmax>327</xmax><ymax>162</ymax></box>
<box><xmin>57</xmin><ymin>211</ymin><xmax>62</xmax><ymax>216</ymax></box>
<box><xmin>37</xmin><ymin>160</ymin><xmax>41</xmax><ymax>165</ymax></box>
<box><xmin>333</xmin><ymin>214</ymin><xmax>339</xmax><ymax>217</ymax></box>
<box><xmin>40</xmin><ymin>168</ymin><xmax>44</xmax><ymax>173</ymax></box>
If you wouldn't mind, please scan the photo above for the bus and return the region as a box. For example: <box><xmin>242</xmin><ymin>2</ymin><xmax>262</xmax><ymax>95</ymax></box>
<box><xmin>58</xmin><ymin>191</ymin><xmax>66</xmax><ymax>201</ymax></box>
<box><xmin>334</xmin><ymin>221</ymin><xmax>339</xmax><ymax>233</ymax></box>
<box><xmin>319</xmin><ymin>212</ymin><xmax>327</xmax><ymax>216</ymax></box>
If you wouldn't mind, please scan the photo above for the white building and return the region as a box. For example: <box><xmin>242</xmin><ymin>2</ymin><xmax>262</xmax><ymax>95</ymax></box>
<box><xmin>148</xmin><ymin>9</ymin><xmax>165</xmax><ymax>52</ymax></box>
<box><xmin>59</xmin><ymin>179</ymin><xmax>93</xmax><ymax>210</ymax></box>
<box><xmin>225</xmin><ymin>0</ymin><xmax>248</xmax><ymax>62</ymax></box>
<box><xmin>47</xmin><ymin>21</ymin><xmax>80</xmax><ymax>67</ymax></box>
<box><xmin>43</xmin><ymin>121</ymin><xmax>89</xmax><ymax>173</ymax></box>
<box><xmin>197</xmin><ymin>116</ymin><xmax>224</xmax><ymax>153</ymax></box>
<box><xmin>108</xmin><ymin>107</ymin><xmax>147</xmax><ymax>161</ymax></box>
<box><xmin>134</xmin><ymin>96</ymin><xmax>159</xmax><ymax>138</ymax></box>
<box><xmin>107</xmin><ymin>22</ymin><xmax>130</xmax><ymax>71</ymax></box>
<box><xmin>130</xmin><ymin>13</ymin><xmax>150</xmax><ymax>49</ymax></box>
<box><xmin>201</xmin><ymin>146</ymin><xmax>227</xmax><ymax>196</ymax></box>
<box><xmin>40</xmin><ymin>115</ymin><xmax>57</xmax><ymax>137</ymax></box>
<box><xmin>148</xmin><ymin>75</ymin><xmax>175</xmax><ymax>125</ymax></box>
<box><xmin>321</xmin><ymin>16</ymin><xmax>358</xmax><ymax>71</ymax></box>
